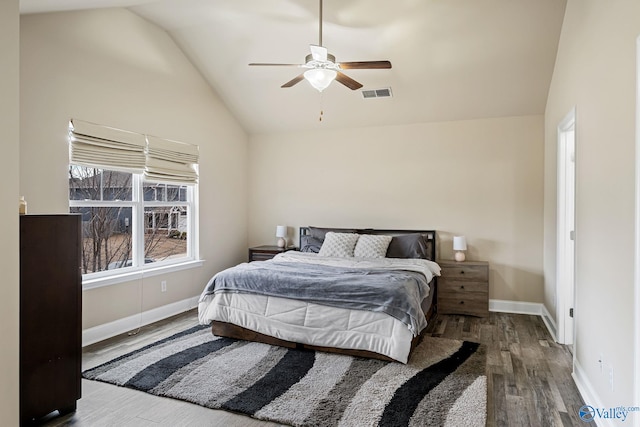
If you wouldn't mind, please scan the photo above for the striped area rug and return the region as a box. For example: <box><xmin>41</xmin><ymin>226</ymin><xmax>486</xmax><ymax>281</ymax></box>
<box><xmin>83</xmin><ymin>325</ymin><xmax>486</xmax><ymax>426</ymax></box>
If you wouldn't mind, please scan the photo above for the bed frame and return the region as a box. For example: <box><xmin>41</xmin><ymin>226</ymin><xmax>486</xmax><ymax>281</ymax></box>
<box><xmin>211</xmin><ymin>228</ymin><xmax>438</xmax><ymax>362</ymax></box>
<box><xmin>298</xmin><ymin>227</ymin><xmax>437</xmax><ymax>261</ymax></box>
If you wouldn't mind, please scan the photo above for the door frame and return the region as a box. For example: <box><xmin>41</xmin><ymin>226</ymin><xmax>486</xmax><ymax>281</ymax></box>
<box><xmin>556</xmin><ymin>107</ymin><xmax>576</xmax><ymax>346</ymax></box>
<box><xmin>634</xmin><ymin>34</ymin><xmax>640</xmax><ymax>417</ymax></box>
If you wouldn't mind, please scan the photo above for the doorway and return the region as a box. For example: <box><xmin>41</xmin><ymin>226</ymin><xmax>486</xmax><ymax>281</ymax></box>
<box><xmin>556</xmin><ymin>108</ymin><xmax>576</xmax><ymax>347</ymax></box>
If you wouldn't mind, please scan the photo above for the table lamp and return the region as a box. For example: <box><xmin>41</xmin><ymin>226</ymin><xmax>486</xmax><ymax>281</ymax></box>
<box><xmin>453</xmin><ymin>236</ymin><xmax>467</xmax><ymax>262</ymax></box>
<box><xmin>276</xmin><ymin>225</ymin><xmax>287</xmax><ymax>248</ymax></box>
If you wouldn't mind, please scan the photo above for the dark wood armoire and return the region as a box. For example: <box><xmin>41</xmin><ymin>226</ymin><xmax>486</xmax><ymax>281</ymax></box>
<box><xmin>20</xmin><ymin>214</ymin><xmax>82</xmax><ymax>425</ymax></box>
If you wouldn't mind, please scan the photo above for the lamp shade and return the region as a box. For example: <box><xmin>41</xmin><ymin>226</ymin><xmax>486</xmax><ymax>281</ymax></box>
<box><xmin>276</xmin><ymin>225</ymin><xmax>287</xmax><ymax>238</ymax></box>
<box><xmin>453</xmin><ymin>236</ymin><xmax>467</xmax><ymax>251</ymax></box>
<box><xmin>304</xmin><ymin>68</ymin><xmax>337</xmax><ymax>92</ymax></box>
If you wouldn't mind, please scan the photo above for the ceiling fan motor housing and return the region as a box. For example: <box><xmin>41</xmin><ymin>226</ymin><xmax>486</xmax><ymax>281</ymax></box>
<box><xmin>305</xmin><ymin>53</ymin><xmax>336</xmax><ymax>66</ymax></box>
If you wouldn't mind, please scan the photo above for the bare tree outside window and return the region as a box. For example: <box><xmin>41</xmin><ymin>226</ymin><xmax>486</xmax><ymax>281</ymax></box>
<box><xmin>69</xmin><ymin>166</ymin><xmax>188</xmax><ymax>275</ymax></box>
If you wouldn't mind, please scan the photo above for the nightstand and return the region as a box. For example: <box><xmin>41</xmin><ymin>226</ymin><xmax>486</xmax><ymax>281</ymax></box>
<box><xmin>248</xmin><ymin>245</ymin><xmax>295</xmax><ymax>262</ymax></box>
<box><xmin>437</xmin><ymin>260</ymin><xmax>489</xmax><ymax>317</ymax></box>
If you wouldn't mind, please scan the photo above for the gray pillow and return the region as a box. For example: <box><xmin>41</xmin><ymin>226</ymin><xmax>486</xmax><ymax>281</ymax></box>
<box><xmin>308</xmin><ymin>226</ymin><xmax>357</xmax><ymax>241</ymax></box>
<box><xmin>386</xmin><ymin>233</ymin><xmax>429</xmax><ymax>259</ymax></box>
<box><xmin>300</xmin><ymin>235</ymin><xmax>323</xmax><ymax>253</ymax></box>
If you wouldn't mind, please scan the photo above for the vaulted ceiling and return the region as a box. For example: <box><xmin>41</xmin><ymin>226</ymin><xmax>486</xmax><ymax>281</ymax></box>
<box><xmin>20</xmin><ymin>0</ymin><xmax>566</xmax><ymax>134</ymax></box>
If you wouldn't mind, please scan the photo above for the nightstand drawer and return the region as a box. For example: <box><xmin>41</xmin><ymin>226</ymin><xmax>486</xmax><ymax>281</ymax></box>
<box><xmin>438</xmin><ymin>296</ymin><xmax>489</xmax><ymax>317</ymax></box>
<box><xmin>251</xmin><ymin>252</ymin><xmax>279</xmax><ymax>261</ymax></box>
<box><xmin>440</xmin><ymin>264</ymin><xmax>488</xmax><ymax>281</ymax></box>
<box><xmin>439</xmin><ymin>279</ymin><xmax>487</xmax><ymax>294</ymax></box>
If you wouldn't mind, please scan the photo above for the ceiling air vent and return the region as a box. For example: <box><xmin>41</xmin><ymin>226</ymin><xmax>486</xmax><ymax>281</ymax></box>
<box><xmin>362</xmin><ymin>88</ymin><xmax>393</xmax><ymax>99</ymax></box>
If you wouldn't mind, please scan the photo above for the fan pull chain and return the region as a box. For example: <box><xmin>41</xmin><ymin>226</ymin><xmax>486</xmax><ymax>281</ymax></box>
<box><xmin>319</xmin><ymin>93</ymin><xmax>324</xmax><ymax>122</ymax></box>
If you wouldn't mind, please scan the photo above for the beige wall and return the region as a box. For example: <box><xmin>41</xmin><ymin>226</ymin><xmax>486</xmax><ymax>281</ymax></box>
<box><xmin>20</xmin><ymin>9</ymin><xmax>249</xmax><ymax>329</ymax></box>
<box><xmin>544</xmin><ymin>0</ymin><xmax>639</xmax><ymax>407</ymax></box>
<box><xmin>0</xmin><ymin>0</ymin><xmax>20</xmax><ymax>423</ymax></box>
<box><xmin>249</xmin><ymin>115</ymin><xmax>545</xmax><ymax>303</ymax></box>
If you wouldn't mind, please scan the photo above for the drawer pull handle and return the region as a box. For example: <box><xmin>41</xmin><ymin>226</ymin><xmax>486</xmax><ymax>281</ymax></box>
<box><xmin>459</xmin><ymin>301</ymin><xmax>465</xmax><ymax>304</ymax></box>
<box><xmin>460</xmin><ymin>270</ymin><xmax>465</xmax><ymax>274</ymax></box>
<box><xmin>460</xmin><ymin>285</ymin><xmax>465</xmax><ymax>290</ymax></box>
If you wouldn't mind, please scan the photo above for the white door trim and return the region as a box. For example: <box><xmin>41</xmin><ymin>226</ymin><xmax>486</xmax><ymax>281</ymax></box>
<box><xmin>556</xmin><ymin>107</ymin><xmax>576</xmax><ymax>346</ymax></box>
<box><xmin>634</xmin><ymin>35</ymin><xmax>640</xmax><ymax>422</ymax></box>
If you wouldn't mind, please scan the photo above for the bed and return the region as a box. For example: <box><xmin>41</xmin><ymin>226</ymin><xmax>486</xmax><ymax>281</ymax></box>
<box><xmin>198</xmin><ymin>227</ymin><xmax>440</xmax><ymax>364</ymax></box>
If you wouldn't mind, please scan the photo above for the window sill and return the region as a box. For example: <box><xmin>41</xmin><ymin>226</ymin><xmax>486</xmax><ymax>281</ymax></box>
<box><xmin>82</xmin><ymin>259</ymin><xmax>205</xmax><ymax>291</ymax></box>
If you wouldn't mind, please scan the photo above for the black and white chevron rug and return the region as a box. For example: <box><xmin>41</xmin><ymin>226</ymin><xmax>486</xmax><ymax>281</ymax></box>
<box><xmin>83</xmin><ymin>325</ymin><xmax>486</xmax><ymax>426</ymax></box>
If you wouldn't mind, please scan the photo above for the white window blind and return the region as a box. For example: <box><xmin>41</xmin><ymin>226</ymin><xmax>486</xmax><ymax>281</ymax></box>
<box><xmin>145</xmin><ymin>135</ymin><xmax>199</xmax><ymax>184</ymax></box>
<box><xmin>68</xmin><ymin>119</ymin><xmax>199</xmax><ymax>184</ymax></box>
<box><xmin>69</xmin><ymin>119</ymin><xmax>146</xmax><ymax>172</ymax></box>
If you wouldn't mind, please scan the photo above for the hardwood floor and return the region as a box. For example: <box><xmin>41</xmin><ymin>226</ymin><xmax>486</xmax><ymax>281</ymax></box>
<box><xmin>426</xmin><ymin>313</ymin><xmax>585</xmax><ymax>427</ymax></box>
<box><xmin>38</xmin><ymin>310</ymin><xmax>584</xmax><ymax>427</ymax></box>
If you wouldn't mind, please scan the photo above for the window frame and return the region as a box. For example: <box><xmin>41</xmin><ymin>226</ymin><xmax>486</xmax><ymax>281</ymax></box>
<box><xmin>70</xmin><ymin>171</ymin><xmax>201</xmax><ymax>289</ymax></box>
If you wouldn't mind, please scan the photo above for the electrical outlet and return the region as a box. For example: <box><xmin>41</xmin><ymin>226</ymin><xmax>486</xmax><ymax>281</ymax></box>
<box><xmin>161</xmin><ymin>280</ymin><xmax>167</xmax><ymax>292</ymax></box>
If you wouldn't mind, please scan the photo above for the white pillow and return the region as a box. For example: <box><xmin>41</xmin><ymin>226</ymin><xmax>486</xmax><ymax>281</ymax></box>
<box><xmin>353</xmin><ymin>234</ymin><xmax>393</xmax><ymax>258</ymax></box>
<box><xmin>318</xmin><ymin>232</ymin><xmax>360</xmax><ymax>257</ymax></box>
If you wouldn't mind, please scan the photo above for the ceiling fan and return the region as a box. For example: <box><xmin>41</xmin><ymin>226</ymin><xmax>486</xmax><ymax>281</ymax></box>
<box><xmin>249</xmin><ymin>0</ymin><xmax>392</xmax><ymax>92</ymax></box>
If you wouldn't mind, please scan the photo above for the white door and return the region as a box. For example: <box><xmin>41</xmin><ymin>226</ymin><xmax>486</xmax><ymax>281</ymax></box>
<box><xmin>557</xmin><ymin>108</ymin><xmax>576</xmax><ymax>346</ymax></box>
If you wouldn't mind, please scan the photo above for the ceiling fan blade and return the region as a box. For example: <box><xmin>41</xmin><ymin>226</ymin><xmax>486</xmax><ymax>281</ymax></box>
<box><xmin>339</xmin><ymin>61</ymin><xmax>392</xmax><ymax>70</ymax></box>
<box><xmin>335</xmin><ymin>72</ymin><xmax>363</xmax><ymax>90</ymax></box>
<box><xmin>309</xmin><ymin>45</ymin><xmax>328</xmax><ymax>62</ymax></box>
<box><xmin>249</xmin><ymin>63</ymin><xmax>302</xmax><ymax>67</ymax></box>
<box><xmin>281</xmin><ymin>74</ymin><xmax>305</xmax><ymax>88</ymax></box>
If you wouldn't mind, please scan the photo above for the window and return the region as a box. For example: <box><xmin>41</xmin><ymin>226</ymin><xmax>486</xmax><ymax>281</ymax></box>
<box><xmin>67</xmin><ymin>119</ymin><xmax>199</xmax><ymax>281</ymax></box>
<box><xmin>69</xmin><ymin>167</ymin><xmax>196</xmax><ymax>277</ymax></box>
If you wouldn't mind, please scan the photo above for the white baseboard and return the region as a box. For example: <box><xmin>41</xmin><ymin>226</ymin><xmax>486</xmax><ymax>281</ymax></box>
<box><xmin>82</xmin><ymin>296</ymin><xmax>199</xmax><ymax>347</ymax></box>
<box><xmin>540</xmin><ymin>304</ymin><xmax>558</xmax><ymax>342</ymax></box>
<box><xmin>489</xmin><ymin>298</ymin><xmax>545</xmax><ymax>315</ymax></box>
<box><xmin>84</xmin><ymin>298</ymin><xmax>556</xmax><ymax>347</ymax></box>
<box><xmin>489</xmin><ymin>299</ymin><xmax>558</xmax><ymax>342</ymax></box>
<box><xmin>573</xmin><ymin>359</ymin><xmax>616</xmax><ymax>427</ymax></box>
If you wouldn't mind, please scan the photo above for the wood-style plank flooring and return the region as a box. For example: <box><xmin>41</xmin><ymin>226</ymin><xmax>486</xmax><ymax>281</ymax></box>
<box><xmin>426</xmin><ymin>313</ymin><xmax>585</xmax><ymax>426</ymax></box>
<box><xmin>39</xmin><ymin>311</ymin><xmax>585</xmax><ymax>427</ymax></box>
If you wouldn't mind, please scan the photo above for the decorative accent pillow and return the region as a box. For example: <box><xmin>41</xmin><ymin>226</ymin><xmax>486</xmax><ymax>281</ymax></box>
<box><xmin>386</xmin><ymin>233</ymin><xmax>430</xmax><ymax>259</ymax></box>
<box><xmin>353</xmin><ymin>234</ymin><xmax>393</xmax><ymax>258</ymax></box>
<box><xmin>318</xmin><ymin>232</ymin><xmax>360</xmax><ymax>257</ymax></box>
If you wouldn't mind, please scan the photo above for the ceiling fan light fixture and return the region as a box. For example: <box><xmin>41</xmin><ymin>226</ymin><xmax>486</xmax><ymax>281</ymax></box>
<box><xmin>304</xmin><ymin>68</ymin><xmax>337</xmax><ymax>92</ymax></box>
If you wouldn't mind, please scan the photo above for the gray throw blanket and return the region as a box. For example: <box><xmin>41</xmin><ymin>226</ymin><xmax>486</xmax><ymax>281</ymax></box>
<box><xmin>200</xmin><ymin>261</ymin><xmax>431</xmax><ymax>335</ymax></box>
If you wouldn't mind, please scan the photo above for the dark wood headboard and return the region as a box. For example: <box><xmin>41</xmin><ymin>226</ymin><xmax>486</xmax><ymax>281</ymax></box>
<box><xmin>299</xmin><ymin>227</ymin><xmax>437</xmax><ymax>261</ymax></box>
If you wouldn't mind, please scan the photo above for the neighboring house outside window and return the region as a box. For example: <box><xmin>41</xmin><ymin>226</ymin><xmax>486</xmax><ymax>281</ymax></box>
<box><xmin>69</xmin><ymin>166</ymin><xmax>196</xmax><ymax>279</ymax></box>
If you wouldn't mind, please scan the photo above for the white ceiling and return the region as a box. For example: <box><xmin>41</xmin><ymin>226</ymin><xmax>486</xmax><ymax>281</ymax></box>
<box><xmin>20</xmin><ymin>0</ymin><xmax>567</xmax><ymax>134</ymax></box>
